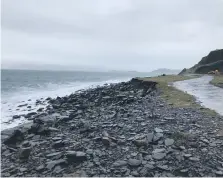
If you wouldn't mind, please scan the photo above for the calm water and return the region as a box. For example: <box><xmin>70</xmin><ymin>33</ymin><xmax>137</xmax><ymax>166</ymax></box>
<box><xmin>173</xmin><ymin>75</ymin><xmax>223</xmax><ymax>116</ymax></box>
<box><xmin>1</xmin><ymin>69</ymin><xmax>148</xmax><ymax>130</ymax></box>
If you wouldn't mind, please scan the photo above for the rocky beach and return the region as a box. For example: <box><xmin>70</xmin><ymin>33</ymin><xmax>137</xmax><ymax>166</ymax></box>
<box><xmin>1</xmin><ymin>78</ymin><xmax>223</xmax><ymax>177</ymax></box>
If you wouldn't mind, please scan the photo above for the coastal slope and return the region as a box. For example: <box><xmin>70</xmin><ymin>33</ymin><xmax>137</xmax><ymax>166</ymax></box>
<box><xmin>179</xmin><ymin>49</ymin><xmax>223</xmax><ymax>75</ymax></box>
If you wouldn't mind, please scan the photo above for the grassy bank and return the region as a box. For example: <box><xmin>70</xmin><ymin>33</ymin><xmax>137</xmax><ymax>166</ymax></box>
<box><xmin>139</xmin><ymin>75</ymin><xmax>218</xmax><ymax>116</ymax></box>
<box><xmin>210</xmin><ymin>75</ymin><xmax>223</xmax><ymax>88</ymax></box>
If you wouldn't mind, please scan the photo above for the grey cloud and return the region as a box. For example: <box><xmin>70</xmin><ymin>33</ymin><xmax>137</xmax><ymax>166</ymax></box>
<box><xmin>2</xmin><ymin>0</ymin><xmax>223</xmax><ymax>71</ymax></box>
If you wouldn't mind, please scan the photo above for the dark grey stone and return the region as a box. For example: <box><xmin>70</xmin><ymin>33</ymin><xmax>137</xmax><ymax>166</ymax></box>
<box><xmin>127</xmin><ymin>159</ymin><xmax>142</xmax><ymax>167</ymax></box>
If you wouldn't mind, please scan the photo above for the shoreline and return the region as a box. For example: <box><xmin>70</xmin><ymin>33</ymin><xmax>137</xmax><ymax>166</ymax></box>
<box><xmin>1</xmin><ymin>77</ymin><xmax>223</xmax><ymax>177</ymax></box>
<box><xmin>1</xmin><ymin>77</ymin><xmax>132</xmax><ymax>131</ymax></box>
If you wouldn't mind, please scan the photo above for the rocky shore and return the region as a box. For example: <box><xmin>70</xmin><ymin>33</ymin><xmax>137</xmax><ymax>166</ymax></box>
<box><xmin>1</xmin><ymin>78</ymin><xmax>223</xmax><ymax>177</ymax></box>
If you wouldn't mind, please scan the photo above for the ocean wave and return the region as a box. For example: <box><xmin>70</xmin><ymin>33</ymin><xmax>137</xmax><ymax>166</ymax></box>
<box><xmin>1</xmin><ymin>77</ymin><xmax>131</xmax><ymax>130</ymax></box>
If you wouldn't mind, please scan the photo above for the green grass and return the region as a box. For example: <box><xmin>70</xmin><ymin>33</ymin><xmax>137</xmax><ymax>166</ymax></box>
<box><xmin>210</xmin><ymin>75</ymin><xmax>223</xmax><ymax>88</ymax></box>
<box><xmin>139</xmin><ymin>75</ymin><xmax>218</xmax><ymax>116</ymax></box>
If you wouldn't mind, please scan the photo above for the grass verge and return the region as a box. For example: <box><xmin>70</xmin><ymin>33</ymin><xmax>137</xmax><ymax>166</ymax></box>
<box><xmin>139</xmin><ymin>75</ymin><xmax>218</xmax><ymax>116</ymax></box>
<box><xmin>210</xmin><ymin>75</ymin><xmax>223</xmax><ymax>88</ymax></box>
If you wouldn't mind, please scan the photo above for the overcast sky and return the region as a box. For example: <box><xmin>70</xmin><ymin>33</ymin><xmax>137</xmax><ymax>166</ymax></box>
<box><xmin>1</xmin><ymin>0</ymin><xmax>223</xmax><ymax>72</ymax></box>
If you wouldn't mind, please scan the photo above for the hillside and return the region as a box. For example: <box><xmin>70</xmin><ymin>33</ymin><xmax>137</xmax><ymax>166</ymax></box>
<box><xmin>179</xmin><ymin>49</ymin><xmax>223</xmax><ymax>75</ymax></box>
<box><xmin>150</xmin><ymin>68</ymin><xmax>181</xmax><ymax>75</ymax></box>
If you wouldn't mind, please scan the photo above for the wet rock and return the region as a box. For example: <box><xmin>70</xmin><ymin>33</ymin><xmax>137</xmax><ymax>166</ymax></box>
<box><xmin>12</xmin><ymin>115</ymin><xmax>21</xmax><ymax>119</ymax></box>
<box><xmin>127</xmin><ymin>159</ymin><xmax>142</xmax><ymax>167</ymax></box>
<box><xmin>37</xmin><ymin>108</ymin><xmax>44</xmax><ymax>112</ymax></box>
<box><xmin>24</xmin><ymin>112</ymin><xmax>37</xmax><ymax>118</ymax></box>
<box><xmin>18</xmin><ymin>104</ymin><xmax>28</xmax><ymax>107</ymax></box>
<box><xmin>28</xmin><ymin>123</ymin><xmax>51</xmax><ymax>135</ymax></box>
<box><xmin>46</xmin><ymin>97</ymin><xmax>52</xmax><ymax>101</ymax></box>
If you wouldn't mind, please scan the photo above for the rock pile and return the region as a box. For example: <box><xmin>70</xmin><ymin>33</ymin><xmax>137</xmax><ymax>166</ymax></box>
<box><xmin>1</xmin><ymin>79</ymin><xmax>223</xmax><ymax>177</ymax></box>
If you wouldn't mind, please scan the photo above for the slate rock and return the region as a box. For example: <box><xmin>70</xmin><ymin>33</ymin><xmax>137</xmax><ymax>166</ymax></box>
<box><xmin>189</xmin><ymin>157</ymin><xmax>200</xmax><ymax>161</ymax></box>
<box><xmin>19</xmin><ymin>147</ymin><xmax>32</xmax><ymax>159</ymax></box>
<box><xmin>154</xmin><ymin>128</ymin><xmax>163</xmax><ymax>133</ymax></box>
<box><xmin>102</xmin><ymin>137</ymin><xmax>110</xmax><ymax>146</ymax></box>
<box><xmin>133</xmin><ymin>139</ymin><xmax>148</xmax><ymax>147</ymax></box>
<box><xmin>13</xmin><ymin>115</ymin><xmax>21</xmax><ymax>119</ymax></box>
<box><xmin>53</xmin><ymin>140</ymin><xmax>65</xmax><ymax>148</ymax></box>
<box><xmin>46</xmin><ymin>152</ymin><xmax>62</xmax><ymax>159</ymax></box>
<box><xmin>164</xmin><ymin>138</ymin><xmax>174</xmax><ymax>146</ymax></box>
<box><xmin>147</xmin><ymin>133</ymin><xmax>154</xmax><ymax>143</ymax></box>
<box><xmin>36</xmin><ymin>165</ymin><xmax>45</xmax><ymax>172</ymax></box>
<box><xmin>66</xmin><ymin>151</ymin><xmax>87</xmax><ymax>163</ymax></box>
<box><xmin>46</xmin><ymin>159</ymin><xmax>67</xmax><ymax>170</ymax></box>
<box><xmin>113</xmin><ymin>160</ymin><xmax>127</xmax><ymax>167</ymax></box>
<box><xmin>153</xmin><ymin>133</ymin><xmax>163</xmax><ymax>142</ymax></box>
<box><xmin>128</xmin><ymin>159</ymin><xmax>142</xmax><ymax>167</ymax></box>
<box><xmin>3</xmin><ymin>130</ymin><xmax>24</xmax><ymax>146</ymax></box>
<box><xmin>152</xmin><ymin>153</ymin><xmax>166</xmax><ymax>160</ymax></box>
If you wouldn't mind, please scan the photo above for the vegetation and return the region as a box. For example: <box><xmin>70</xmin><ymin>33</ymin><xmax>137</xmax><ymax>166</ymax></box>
<box><xmin>139</xmin><ymin>75</ymin><xmax>218</xmax><ymax>116</ymax></box>
<box><xmin>210</xmin><ymin>75</ymin><xmax>223</xmax><ymax>88</ymax></box>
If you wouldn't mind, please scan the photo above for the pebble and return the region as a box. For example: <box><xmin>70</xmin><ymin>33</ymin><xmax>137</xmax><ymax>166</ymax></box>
<box><xmin>152</xmin><ymin>152</ymin><xmax>166</xmax><ymax>160</ymax></box>
<box><xmin>189</xmin><ymin>157</ymin><xmax>200</xmax><ymax>161</ymax></box>
<box><xmin>127</xmin><ymin>159</ymin><xmax>142</xmax><ymax>167</ymax></box>
<box><xmin>164</xmin><ymin>138</ymin><xmax>174</xmax><ymax>146</ymax></box>
<box><xmin>179</xmin><ymin>146</ymin><xmax>186</xmax><ymax>150</ymax></box>
<box><xmin>183</xmin><ymin>154</ymin><xmax>192</xmax><ymax>158</ymax></box>
<box><xmin>154</xmin><ymin>128</ymin><xmax>163</xmax><ymax>133</ymax></box>
<box><xmin>113</xmin><ymin>160</ymin><xmax>127</xmax><ymax>167</ymax></box>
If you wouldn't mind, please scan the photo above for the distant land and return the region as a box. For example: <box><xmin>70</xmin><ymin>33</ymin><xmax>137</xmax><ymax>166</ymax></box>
<box><xmin>148</xmin><ymin>68</ymin><xmax>181</xmax><ymax>75</ymax></box>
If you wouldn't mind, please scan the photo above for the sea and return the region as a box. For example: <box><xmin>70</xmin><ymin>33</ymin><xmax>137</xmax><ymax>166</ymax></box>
<box><xmin>1</xmin><ymin>69</ymin><xmax>151</xmax><ymax>130</ymax></box>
